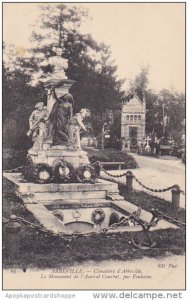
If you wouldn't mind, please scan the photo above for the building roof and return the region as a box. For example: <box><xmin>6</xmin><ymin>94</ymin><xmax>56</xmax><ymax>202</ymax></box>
<box><xmin>122</xmin><ymin>93</ymin><xmax>145</xmax><ymax>113</ymax></box>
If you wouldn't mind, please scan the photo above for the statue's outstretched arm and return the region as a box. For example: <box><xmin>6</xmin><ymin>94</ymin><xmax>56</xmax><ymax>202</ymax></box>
<box><xmin>76</xmin><ymin>115</ymin><xmax>86</xmax><ymax>131</ymax></box>
<box><xmin>29</xmin><ymin>111</ymin><xmax>35</xmax><ymax>128</ymax></box>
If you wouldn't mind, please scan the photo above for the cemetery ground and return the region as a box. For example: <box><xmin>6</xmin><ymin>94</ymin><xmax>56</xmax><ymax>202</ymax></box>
<box><xmin>2</xmin><ymin>148</ymin><xmax>185</xmax><ymax>269</ymax></box>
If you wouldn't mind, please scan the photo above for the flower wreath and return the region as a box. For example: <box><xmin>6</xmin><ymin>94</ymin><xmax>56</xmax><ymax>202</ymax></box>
<box><xmin>91</xmin><ymin>208</ymin><xmax>105</xmax><ymax>225</ymax></box>
<box><xmin>53</xmin><ymin>159</ymin><xmax>75</xmax><ymax>183</ymax></box>
<box><xmin>32</xmin><ymin>163</ymin><xmax>53</xmax><ymax>184</ymax></box>
<box><xmin>25</xmin><ymin>163</ymin><xmax>52</xmax><ymax>184</ymax></box>
<box><xmin>76</xmin><ymin>165</ymin><xmax>98</xmax><ymax>183</ymax></box>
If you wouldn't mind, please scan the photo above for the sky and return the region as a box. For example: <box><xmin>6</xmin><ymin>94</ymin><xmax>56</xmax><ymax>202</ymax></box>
<box><xmin>3</xmin><ymin>2</ymin><xmax>185</xmax><ymax>93</ymax></box>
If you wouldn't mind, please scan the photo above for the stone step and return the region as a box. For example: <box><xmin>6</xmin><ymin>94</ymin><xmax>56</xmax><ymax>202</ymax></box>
<box><xmin>31</xmin><ymin>190</ymin><xmax>106</xmax><ymax>201</ymax></box>
<box><xmin>3</xmin><ymin>173</ymin><xmax>119</xmax><ymax>195</ymax></box>
<box><xmin>44</xmin><ymin>199</ymin><xmax>112</xmax><ymax>209</ymax></box>
<box><xmin>25</xmin><ymin>203</ymin><xmax>65</xmax><ymax>234</ymax></box>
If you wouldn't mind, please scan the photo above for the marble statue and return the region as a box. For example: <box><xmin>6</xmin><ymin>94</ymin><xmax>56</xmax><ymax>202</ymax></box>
<box><xmin>26</xmin><ymin>45</ymin><xmax>91</xmax><ymax>169</ymax></box>
<box><xmin>68</xmin><ymin>109</ymin><xmax>91</xmax><ymax>150</ymax></box>
<box><xmin>40</xmin><ymin>46</ymin><xmax>68</xmax><ymax>82</ymax></box>
<box><xmin>47</xmin><ymin>92</ymin><xmax>74</xmax><ymax>145</ymax></box>
<box><xmin>27</xmin><ymin>102</ymin><xmax>48</xmax><ymax>150</ymax></box>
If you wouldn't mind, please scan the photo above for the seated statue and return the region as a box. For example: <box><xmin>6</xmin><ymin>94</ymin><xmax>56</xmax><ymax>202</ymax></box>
<box><xmin>27</xmin><ymin>102</ymin><xmax>48</xmax><ymax>150</ymax></box>
<box><xmin>47</xmin><ymin>92</ymin><xmax>74</xmax><ymax>146</ymax></box>
<box><xmin>68</xmin><ymin>109</ymin><xmax>91</xmax><ymax>150</ymax></box>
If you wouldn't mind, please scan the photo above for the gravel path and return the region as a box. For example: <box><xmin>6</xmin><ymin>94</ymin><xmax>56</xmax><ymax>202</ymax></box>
<box><xmin>101</xmin><ymin>154</ymin><xmax>185</xmax><ymax>208</ymax></box>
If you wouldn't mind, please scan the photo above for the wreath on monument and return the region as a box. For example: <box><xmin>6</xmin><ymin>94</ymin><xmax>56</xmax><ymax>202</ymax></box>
<box><xmin>91</xmin><ymin>209</ymin><xmax>105</xmax><ymax>225</ymax></box>
<box><xmin>76</xmin><ymin>165</ymin><xmax>98</xmax><ymax>183</ymax></box>
<box><xmin>53</xmin><ymin>159</ymin><xmax>75</xmax><ymax>183</ymax></box>
<box><xmin>32</xmin><ymin>163</ymin><xmax>53</xmax><ymax>184</ymax></box>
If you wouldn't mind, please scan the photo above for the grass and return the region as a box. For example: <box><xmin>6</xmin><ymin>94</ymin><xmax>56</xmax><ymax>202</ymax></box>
<box><xmin>3</xmin><ymin>179</ymin><xmax>185</xmax><ymax>269</ymax></box>
<box><xmin>119</xmin><ymin>185</ymin><xmax>186</xmax><ymax>224</ymax></box>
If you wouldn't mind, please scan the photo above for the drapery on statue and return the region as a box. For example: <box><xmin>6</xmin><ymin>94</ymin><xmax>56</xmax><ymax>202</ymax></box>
<box><xmin>68</xmin><ymin>109</ymin><xmax>91</xmax><ymax>150</ymax></box>
<box><xmin>40</xmin><ymin>46</ymin><xmax>68</xmax><ymax>82</ymax></box>
<box><xmin>47</xmin><ymin>91</ymin><xmax>74</xmax><ymax>145</ymax></box>
<box><xmin>27</xmin><ymin>102</ymin><xmax>48</xmax><ymax>150</ymax></box>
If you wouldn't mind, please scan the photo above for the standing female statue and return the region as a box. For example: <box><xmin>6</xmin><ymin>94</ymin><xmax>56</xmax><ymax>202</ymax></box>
<box><xmin>48</xmin><ymin>91</ymin><xmax>74</xmax><ymax>145</ymax></box>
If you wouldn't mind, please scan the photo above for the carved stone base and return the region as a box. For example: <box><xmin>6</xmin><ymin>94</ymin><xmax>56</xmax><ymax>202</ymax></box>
<box><xmin>44</xmin><ymin>79</ymin><xmax>75</xmax><ymax>91</ymax></box>
<box><xmin>3</xmin><ymin>173</ymin><xmax>177</xmax><ymax>235</ymax></box>
<box><xmin>28</xmin><ymin>145</ymin><xmax>89</xmax><ymax>168</ymax></box>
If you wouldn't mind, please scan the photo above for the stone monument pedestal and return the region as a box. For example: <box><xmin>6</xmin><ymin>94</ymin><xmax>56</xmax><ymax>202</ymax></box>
<box><xmin>44</xmin><ymin>79</ymin><xmax>75</xmax><ymax>96</ymax></box>
<box><xmin>28</xmin><ymin>78</ymin><xmax>91</xmax><ymax>169</ymax></box>
<box><xmin>3</xmin><ymin>172</ymin><xmax>176</xmax><ymax>234</ymax></box>
<box><xmin>28</xmin><ymin>145</ymin><xmax>89</xmax><ymax>168</ymax></box>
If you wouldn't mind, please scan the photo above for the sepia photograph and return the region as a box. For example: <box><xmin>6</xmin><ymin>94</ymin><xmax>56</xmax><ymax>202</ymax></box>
<box><xmin>2</xmin><ymin>1</ymin><xmax>186</xmax><ymax>292</ymax></box>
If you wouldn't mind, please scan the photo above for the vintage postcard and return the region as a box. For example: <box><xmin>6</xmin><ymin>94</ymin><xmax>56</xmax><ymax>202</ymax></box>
<box><xmin>2</xmin><ymin>1</ymin><xmax>186</xmax><ymax>292</ymax></box>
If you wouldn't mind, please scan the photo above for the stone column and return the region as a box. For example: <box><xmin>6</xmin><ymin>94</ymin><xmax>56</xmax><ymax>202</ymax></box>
<box><xmin>5</xmin><ymin>215</ymin><xmax>21</xmax><ymax>259</ymax></box>
<box><xmin>171</xmin><ymin>186</ymin><xmax>181</xmax><ymax>210</ymax></box>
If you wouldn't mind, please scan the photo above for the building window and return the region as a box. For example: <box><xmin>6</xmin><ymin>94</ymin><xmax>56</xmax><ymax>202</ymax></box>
<box><xmin>130</xmin><ymin>115</ymin><xmax>133</xmax><ymax>121</ymax></box>
<box><xmin>134</xmin><ymin>115</ymin><xmax>137</xmax><ymax>121</ymax></box>
<box><xmin>126</xmin><ymin>115</ymin><xmax>129</xmax><ymax>120</ymax></box>
<box><xmin>138</xmin><ymin>115</ymin><xmax>141</xmax><ymax>120</ymax></box>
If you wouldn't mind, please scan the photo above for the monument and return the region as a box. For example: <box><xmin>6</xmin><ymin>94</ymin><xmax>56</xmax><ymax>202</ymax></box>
<box><xmin>3</xmin><ymin>47</ymin><xmax>174</xmax><ymax>235</ymax></box>
<box><xmin>26</xmin><ymin>46</ymin><xmax>90</xmax><ymax>177</ymax></box>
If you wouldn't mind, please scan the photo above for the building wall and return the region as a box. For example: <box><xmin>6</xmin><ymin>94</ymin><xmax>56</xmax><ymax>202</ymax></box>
<box><xmin>121</xmin><ymin>95</ymin><xmax>146</xmax><ymax>143</ymax></box>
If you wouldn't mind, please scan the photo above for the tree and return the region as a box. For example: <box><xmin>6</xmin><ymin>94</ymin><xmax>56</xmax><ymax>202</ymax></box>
<box><xmin>144</xmin><ymin>88</ymin><xmax>185</xmax><ymax>141</ymax></box>
<box><xmin>29</xmin><ymin>4</ymin><xmax>125</xmax><ymax>114</ymax></box>
<box><xmin>126</xmin><ymin>66</ymin><xmax>185</xmax><ymax>143</ymax></box>
<box><xmin>29</xmin><ymin>4</ymin><xmax>125</xmax><ymax>138</ymax></box>
<box><xmin>129</xmin><ymin>66</ymin><xmax>149</xmax><ymax>99</ymax></box>
<box><xmin>3</xmin><ymin>3</ymin><xmax>125</xmax><ymax>150</ymax></box>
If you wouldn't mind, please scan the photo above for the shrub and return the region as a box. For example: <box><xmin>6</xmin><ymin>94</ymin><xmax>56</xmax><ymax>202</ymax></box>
<box><xmin>87</xmin><ymin>149</ymin><xmax>138</xmax><ymax>169</ymax></box>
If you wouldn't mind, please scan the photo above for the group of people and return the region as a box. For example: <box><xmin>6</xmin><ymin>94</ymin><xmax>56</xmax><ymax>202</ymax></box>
<box><xmin>137</xmin><ymin>136</ymin><xmax>160</xmax><ymax>156</ymax></box>
<box><xmin>27</xmin><ymin>90</ymin><xmax>90</xmax><ymax>151</ymax></box>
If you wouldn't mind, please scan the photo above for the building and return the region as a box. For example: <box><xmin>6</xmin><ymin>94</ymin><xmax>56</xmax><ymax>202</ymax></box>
<box><xmin>121</xmin><ymin>93</ymin><xmax>146</xmax><ymax>148</ymax></box>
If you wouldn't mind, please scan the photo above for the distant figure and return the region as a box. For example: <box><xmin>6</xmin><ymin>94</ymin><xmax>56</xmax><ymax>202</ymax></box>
<box><xmin>48</xmin><ymin>92</ymin><xmax>74</xmax><ymax>145</ymax></box>
<box><xmin>149</xmin><ymin>136</ymin><xmax>155</xmax><ymax>156</ymax></box>
<box><xmin>145</xmin><ymin>138</ymin><xmax>151</xmax><ymax>155</ymax></box>
<box><xmin>27</xmin><ymin>102</ymin><xmax>48</xmax><ymax>150</ymax></box>
<box><xmin>122</xmin><ymin>138</ymin><xmax>126</xmax><ymax>151</ymax></box>
<box><xmin>68</xmin><ymin>109</ymin><xmax>90</xmax><ymax>150</ymax></box>
<box><xmin>155</xmin><ymin>137</ymin><xmax>160</xmax><ymax>156</ymax></box>
<box><xmin>137</xmin><ymin>139</ymin><xmax>141</xmax><ymax>154</ymax></box>
<box><xmin>127</xmin><ymin>139</ymin><xmax>131</xmax><ymax>152</ymax></box>
<box><xmin>140</xmin><ymin>139</ymin><xmax>145</xmax><ymax>155</ymax></box>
